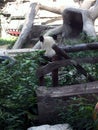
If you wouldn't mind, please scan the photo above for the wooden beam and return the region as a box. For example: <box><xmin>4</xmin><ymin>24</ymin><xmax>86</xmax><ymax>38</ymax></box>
<box><xmin>36</xmin><ymin>56</ymin><xmax>98</xmax><ymax>78</ymax></box>
<box><xmin>52</xmin><ymin>44</ymin><xmax>95</xmax><ymax>82</ymax></box>
<box><xmin>62</xmin><ymin>42</ymin><xmax>98</xmax><ymax>52</ymax></box>
<box><xmin>1</xmin><ymin>42</ymin><xmax>98</xmax><ymax>56</ymax></box>
<box><xmin>36</xmin><ymin>81</ymin><xmax>98</xmax><ymax>97</ymax></box>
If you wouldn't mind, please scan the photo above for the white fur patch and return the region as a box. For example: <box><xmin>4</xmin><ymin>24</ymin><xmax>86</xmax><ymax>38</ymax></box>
<box><xmin>40</xmin><ymin>36</ymin><xmax>56</xmax><ymax>57</ymax></box>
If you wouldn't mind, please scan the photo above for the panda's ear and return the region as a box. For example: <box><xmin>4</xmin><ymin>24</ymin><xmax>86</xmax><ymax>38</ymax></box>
<box><xmin>52</xmin><ymin>34</ymin><xmax>57</xmax><ymax>40</ymax></box>
<box><xmin>39</xmin><ymin>36</ymin><xmax>44</xmax><ymax>42</ymax></box>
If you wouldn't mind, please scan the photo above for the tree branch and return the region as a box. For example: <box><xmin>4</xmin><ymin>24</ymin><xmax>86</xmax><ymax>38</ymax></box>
<box><xmin>81</xmin><ymin>0</ymin><xmax>96</xmax><ymax>9</ymax></box>
<box><xmin>39</xmin><ymin>3</ymin><xmax>63</xmax><ymax>14</ymax></box>
<box><xmin>62</xmin><ymin>42</ymin><xmax>98</xmax><ymax>52</ymax></box>
<box><xmin>89</xmin><ymin>0</ymin><xmax>98</xmax><ymax>20</ymax></box>
<box><xmin>12</xmin><ymin>2</ymin><xmax>39</xmax><ymax>49</ymax></box>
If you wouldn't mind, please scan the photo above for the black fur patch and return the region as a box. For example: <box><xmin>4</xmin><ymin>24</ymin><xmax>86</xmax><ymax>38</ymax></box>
<box><xmin>52</xmin><ymin>34</ymin><xmax>57</xmax><ymax>40</ymax></box>
<box><xmin>39</xmin><ymin>36</ymin><xmax>44</xmax><ymax>42</ymax></box>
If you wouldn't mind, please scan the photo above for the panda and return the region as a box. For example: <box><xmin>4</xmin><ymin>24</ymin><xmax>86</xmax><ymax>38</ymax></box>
<box><xmin>39</xmin><ymin>35</ymin><xmax>57</xmax><ymax>58</ymax></box>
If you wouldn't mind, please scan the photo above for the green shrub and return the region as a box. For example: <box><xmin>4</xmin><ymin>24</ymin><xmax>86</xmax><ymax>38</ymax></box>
<box><xmin>58</xmin><ymin>97</ymin><xmax>96</xmax><ymax>130</ymax></box>
<box><xmin>0</xmin><ymin>38</ymin><xmax>17</xmax><ymax>46</ymax></box>
<box><xmin>0</xmin><ymin>51</ymin><xmax>44</xmax><ymax>130</ymax></box>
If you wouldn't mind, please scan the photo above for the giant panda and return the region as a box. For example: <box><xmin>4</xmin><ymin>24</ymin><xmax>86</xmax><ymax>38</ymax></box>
<box><xmin>39</xmin><ymin>35</ymin><xmax>57</xmax><ymax>58</ymax></box>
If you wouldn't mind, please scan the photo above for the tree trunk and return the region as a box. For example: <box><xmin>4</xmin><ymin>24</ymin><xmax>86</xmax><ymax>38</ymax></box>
<box><xmin>81</xmin><ymin>0</ymin><xmax>96</xmax><ymax>9</ymax></box>
<box><xmin>61</xmin><ymin>7</ymin><xmax>97</xmax><ymax>41</ymax></box>
<box><xmin>89</xmin><ymin>0</ymin><xmax>98</xmax><ymax>20</ymax></box>
<box><xmin>12</xmin><ymin>2</ymin><xmax>39</xmax><ymax>49</ymax></box>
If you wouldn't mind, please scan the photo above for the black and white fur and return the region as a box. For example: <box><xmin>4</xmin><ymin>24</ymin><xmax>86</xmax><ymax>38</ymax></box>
<box><xmin>39</xmin><ymin>35</ymin><xmax>57</xmax><ymax>58</ymax></box>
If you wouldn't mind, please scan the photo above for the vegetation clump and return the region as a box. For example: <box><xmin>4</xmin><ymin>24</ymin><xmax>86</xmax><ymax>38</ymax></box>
<box><xmin>58</xmin><ymin>96</ymin><xmax>98</xmax><ymax>130</ymax></box>
<box><xmin>0</xmin><ymin>51</ymin><xmax>44</xmax><ymax>130</ymax></box>
<box><xmin>0</xmin><ymin>38</ymin><xmax>17</xmax><ymax>46</ymax></box>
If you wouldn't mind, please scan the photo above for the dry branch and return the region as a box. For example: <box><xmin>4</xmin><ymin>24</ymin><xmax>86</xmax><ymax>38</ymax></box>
<box><xmin>39</xmin><ymin>3</ymin><xmax>62</xmax><ymax>14</ymax></box>
<box><xmin>12</xmin><ymin>2</ymin><xmax>39</xmax><ymax>49</ymax></box>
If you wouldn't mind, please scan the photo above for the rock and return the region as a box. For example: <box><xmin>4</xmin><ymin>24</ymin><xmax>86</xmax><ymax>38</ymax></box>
<box><xmin>27</xmin><ymin>124</ymin><xmax>72</xmax><ymax>130</ymax></box>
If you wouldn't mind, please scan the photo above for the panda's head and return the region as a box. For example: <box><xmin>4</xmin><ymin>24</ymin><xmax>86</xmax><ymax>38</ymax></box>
<box><xmin>39</xmin><ymin>35</ymin><xmax>57</xmax><ymax>58</ymax></box>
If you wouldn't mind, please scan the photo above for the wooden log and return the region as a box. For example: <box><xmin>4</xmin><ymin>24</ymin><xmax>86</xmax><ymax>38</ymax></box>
<box><xmin>36</xmin><ymin>81</ymin><xmax>98</xmax><ymax>97</ymax></box>
<box><xmin>1</xmin><ymin>41</ymin><xmax>98</xmax><ymax>56</ymax></box>
<box><xmin>2</xmin><ymin>48</ymin><xmax>39</xmax><ymax>56</ymax></box>
<box><xmin>12</xmin><ymin>2</ymin><xmax>39</xmax><ymax>49</ymax></box>
<box><xmin>52</xmin><ymin>44</ymin><xmax>95</xmax><ymax>81</ymax></box>
<box><xmin>39</xmin><ymin>3</ymin><xmax>63</xmax><ymax>14</ymax></box>
<box><xmin>62</xmin><ymin>42</ymin><xmax>98</xmax><ymax>52</ymax></box>
<box><xmin>34</xmin><ymin>41</ymin><xmax>98</xmax><ymax>53</ymax></box>
<box><xmin>36</xmin><ymin>56</ymin><xmax>98</xmax><ymax>78</ymax></box>
<box><xmin>36</xmin><ymin>80</ymin><xmax>98</xmax><ymax>124</ymax></box>
<box><xmin>1</xmin><ymin>41</ymin><xmax>98</xmax><ymax>57</ymax></box>
<box><xmin>11</xmin><ymin>42</ymin><xmax>98</xmax><ymax>53</ymax></box>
